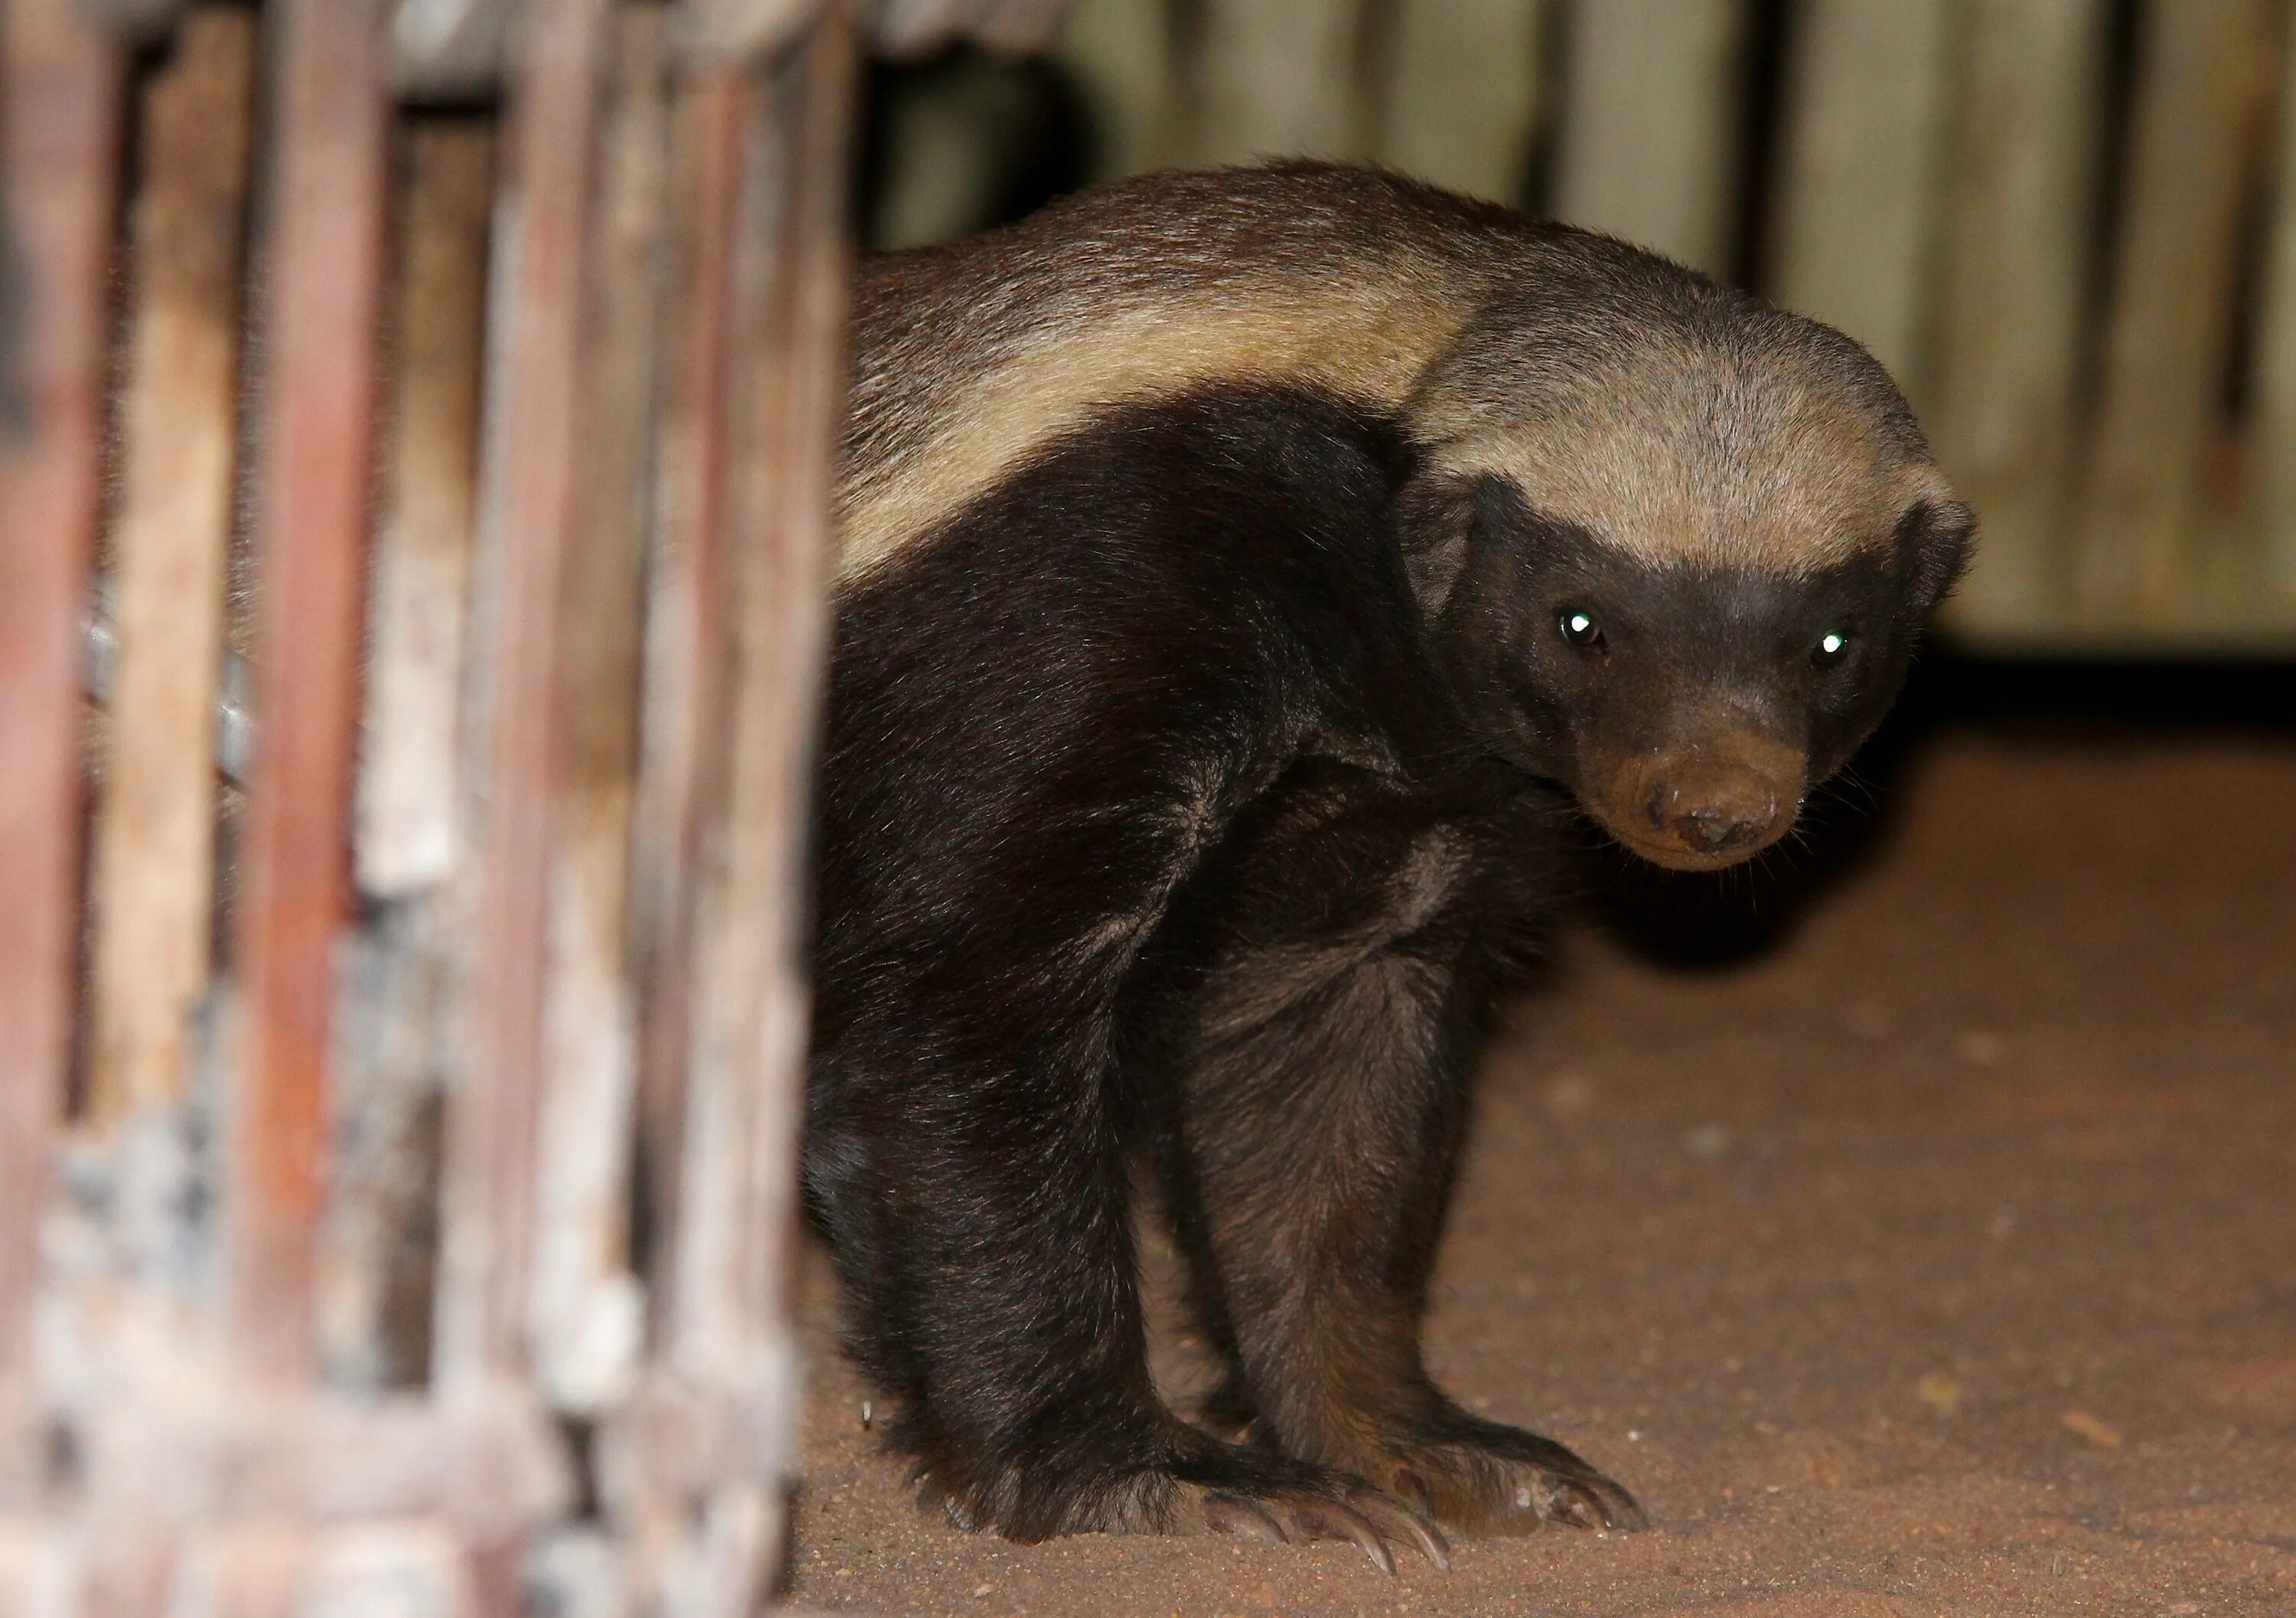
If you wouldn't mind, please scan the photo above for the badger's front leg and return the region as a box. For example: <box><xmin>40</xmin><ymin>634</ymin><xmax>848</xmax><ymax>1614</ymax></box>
<box><xmin>806</xmin><ymin>767</ymin><xmax>1446</xmax><ymax>1567</ymax></box>
<box><xmin>808</xmin><ymin>997</ymin><xmax>1447</xmax><ymax>1565</ymax></box>
<box><xmin>1147</xmin><ymin>762</ymin><xmax>1645</xmax><ymax>1536</ymax></box>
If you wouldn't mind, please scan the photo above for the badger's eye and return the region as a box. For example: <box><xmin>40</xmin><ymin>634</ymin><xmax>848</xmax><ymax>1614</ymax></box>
<box><xmin>1812</xmin><ymin>629</ymin><xmax>1853</xmax><ymax>669</ymax></box>
<box><xmin>1558</xmin><ymin>608</ymin><xmax>1606</xmax><ymax>654</ymax></box>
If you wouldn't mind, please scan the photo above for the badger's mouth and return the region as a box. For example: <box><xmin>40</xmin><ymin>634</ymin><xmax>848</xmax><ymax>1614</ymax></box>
<box><xmin>1577</xmin><ymin>732</ymin><xmax>1806</xmax><ymax>873</ymax></box>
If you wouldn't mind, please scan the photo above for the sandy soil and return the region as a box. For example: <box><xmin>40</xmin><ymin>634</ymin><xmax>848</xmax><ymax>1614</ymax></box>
<box><xmin>785</xmin><ymin>677</ymin><xmax>2296</xmax><ymax>1616</ymax></box>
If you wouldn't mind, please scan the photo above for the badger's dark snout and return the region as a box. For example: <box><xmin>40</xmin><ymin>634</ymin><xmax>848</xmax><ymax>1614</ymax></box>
<box><xmin>1582</xmin><ymin>726</ymin><xmax>1805</xmax><ymax>872</ymax></box>
<box><xmin>1642</xmin><ymin>762</ymin><xmax>1781</xmax><ymax>856</ymax></box>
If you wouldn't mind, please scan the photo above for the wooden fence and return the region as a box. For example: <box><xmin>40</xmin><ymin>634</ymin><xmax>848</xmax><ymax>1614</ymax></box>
<box><xmin>883</xmin><ymin>0</ymin><xmax>2296</xmax><ymax>652</ymax></box>
<box><xmin>0</xmin><ymin>0</ymin><xmax>1075</xmax><ymax>1610</ymax></box>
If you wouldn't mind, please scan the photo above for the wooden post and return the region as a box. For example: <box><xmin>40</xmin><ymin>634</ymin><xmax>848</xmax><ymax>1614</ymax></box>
<box><xmin>1931</xmin><ymin>0</ymin><xmax>2108</xmax><ymax>634</ymax></box>
<box><xmin>393</xmin><ymin>0</ymin><xmax>517</xmax><ymax>100</ymax></box>
<box><xmin>530</xmin><ymin>0</ymin><xmax>673</xmax><ymax>1414</ymax></box>
<box><xmin>1371</xmin><ymin>0</ymin><xmax>1545</xmax><ymax>205</ymax></box>
<box><xmin>320</xmin><ymin>114</ymin><xmax>496</xmax><ymax>1395</ymax></box>
<box><xmin>672</xmin><ymin>1</ymin><xmax>854</xmax><ymax>1394</ymax></box>
<box><xmin>433</xmin><ymin>0</ymin><xmax>612</xmax><ymax>1397</ymax></box>
<box><xmin>1055</xmin><ymin>0</ymin><xmax>1179</xmax><ymax>180</ymax></box>
<box><xmin>1179</xmin><ymin>0</ymin><xmax>1370</xmax><ymax>165</ymax></box>
<box><xmin>1766</xmin><ymin>0</ymin><xmax>1958</xmax><ymax>391</ymax></box>
<box><xmin>223</xmin><ymin>0</ymin><xmax>393</xmax><ymax>1389</ymax></box>
<box><xmin>0</xmin><ymin>0</ymin><xmax>122</xmax><ymax>1441</ymax></box>
<box><xmin>612</xmin><ymin>13</ymin><xmax>856</xmax><ymax>1615</ymax></box>
<box><xmin>2073</xmin><ymin>0</ymin><xmax>2275</xmax><ymax>615</ymax></box>
<box><xmin>85</xmin><ymin>3</ymin><xmax>257</xmax><ymax>1127</ymax></box>
<box><xmin>630</xmin><ymin>67</ymin><xmax>748</xmax><ymax>1317</ymax></box>
<box><xmin>1551</xmin><ymin>0</ymin><xmax>1750</xmax><ymax>276</ymax></box>
<box><xmin>358</xmin><ymin>120</ymin><xmax>495</xmax><ymax>902</ymax></box>
<box><xmin>2252</xmin><ymin>8</ymin><xmax>2296</xmax><ymax>603</ymax></box>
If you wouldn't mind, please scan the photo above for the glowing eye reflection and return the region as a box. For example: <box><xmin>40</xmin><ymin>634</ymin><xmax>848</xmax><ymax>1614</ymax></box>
<box><xmin>1560</xmin><ymin>609</ymin><xmax>1605</xmax><ymax>651</ymax></box>
<box><xmin>1813</xmin><ymin>630</ymin><xmax>1851</xmax><ymax>668</ymax></box>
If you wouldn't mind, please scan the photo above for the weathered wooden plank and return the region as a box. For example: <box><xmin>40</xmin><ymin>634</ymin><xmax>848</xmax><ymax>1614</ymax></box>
<box><xmin>1181</xmin><ymin>0</ymin><xmax>1368</xmax><ymax>165</ymax></box>
<box><xmin>85</xmin><ymin>3</ymin><xmax>256</xmax><ymax>1127</ymax></box>
<box><xmin>433</xmin><ymin>0</ymin><xmax>612</xmax><ymax>1395</ymax></box>
<box><xmin>356</xmin><ymin>119</ymin><xmax>494</xmax><ymax>902</ymax></box>
<box><xmin>393</xmin><ymin>0</ymin><xmax>516</xmax><ymax>99</ymax></box>
<box><xmin>626</xmin><ymin>18</ymin><xmax>856</xmax><ymax>1615</ymax></box>
<box><xmin>223</xmin><ymin>0</ymin><xmax>393</xmax><ymax>1386</ymax></box>
<box><xmin>673</xmin><ymin>3</ymin><xmax>853</xmax><ymax>1391</ymax></box>
<box><xmin>317</xmin><ymin>904</ymin><xmax>454</xmax><ymax>1391</ymax></box>
<box><xmin>1053</xmin><ymin>0</ymin><xmax>1176</xmax><ymax>179</ymax></box>
<box><xmin>327</xmin><ymin>116</ymin><xmax>491</xmax><ymax>1385</ymax></box>
<box><xmin>863</xmin><ymin>42</ymin><xmax>1066</xmax><ymax>250</ymax></box>
<box><xmin>2252</xmin><ymin>9</ymin><xmax>2296</xmax><ymax>603</ymax></box>
<box><xmin>0</xmin><ymin>2</ymin><xmax>122</xmax><ymax>1405</ymax></box>
<box><xmin>629</xmin><ymin>67</ymin><xmax>747</xmax><ymax>1314</ymax></box>
<box><xmin>530</xmin><ymin>0</ymin><xmax>672</xmax><ymax>1414</ymax></box>
<box><xmin>1551</xmin><ymin>0</ymin><xmax>1750</xmax><ymax>275</ymax></box>
<box><xmin>1767</xmin><ymin>0</ymin><xmax>1957</xmax><ymax>390</ymax></box>
<box><xmin>1372</xmin><ymin>0</ymin><xmax>1544</xmax><ymax>204</ymax></box>
<box><xmin>2073</xmin><ymin>0</ymin><xmax>2275</xmax><ymax>612</ymax></box>
<box><xmin>325</xmin><ymin>112</ymin><xmax>486</xmax><ymax>1385</ymax></box>
<box><xmin>78</xmin><ymin>1393</ymin><xmax>564</xmax><ymax>1534</ymax></box>
<box><xmin>1932</xmin><ymin>0</ymin><xmax>2108</xmax><ymax>631</ymax></box>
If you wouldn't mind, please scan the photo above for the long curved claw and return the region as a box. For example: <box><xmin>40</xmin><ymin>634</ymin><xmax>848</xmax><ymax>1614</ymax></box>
<box><xmin>1590</xmin><ymin>1475</ymin><xmax>1649</xmax><ymax>1532</ymax></box>
<box><xmin>1290</xmin><ymin>1492</ymin><xmax>1399</xmax><ymax>1575</ymax></box>
<box><xmin>1456</xmin><ymin>1418</ymin><xmax>1652</xmax><ymax>1534</ymax></box>
<box><xmin>1368</xmin><ymin>1416</ymin><xmax>1652</xmax><ymax>1538</ymax></box>
<box><xmin>1347</xmin><ymin>1484</ymin><xmax>1452</xmax><ymax>1572</ymax></box>
<box><xmin>1533</xmin><ymin>1460</ymin><xmax>1646</xmax><ymax>1532</ymax></box>
<box><xmin>1203</xmin><ymin>1491</ymin><xmax>1292</xmax><ymax>1545</ymax></box>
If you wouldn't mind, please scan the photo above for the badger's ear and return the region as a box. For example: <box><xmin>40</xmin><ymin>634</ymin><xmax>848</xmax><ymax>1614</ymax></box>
<box><xmin>1390</xmin><ymin>472</ymin><xmax>1481</xmax><ymax>619</ymax></box>
<box><xmin>1896</xmin><ymin>496</ymin><xmax>1977</xmax><ymax>618</ymax></box>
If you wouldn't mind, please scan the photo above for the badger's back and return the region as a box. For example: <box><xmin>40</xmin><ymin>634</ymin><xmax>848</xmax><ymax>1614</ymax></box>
<box><xmin>837</xmin><ymin>163</ymin><xmax>1942</xmax><ymax>584</ymax></box>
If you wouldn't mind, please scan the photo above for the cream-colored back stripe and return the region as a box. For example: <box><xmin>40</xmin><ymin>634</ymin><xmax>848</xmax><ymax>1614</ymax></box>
<box><xmin>836</xmin><ymin>279</ymin><xmax>1466</xmax><ymax>582</ymax></box>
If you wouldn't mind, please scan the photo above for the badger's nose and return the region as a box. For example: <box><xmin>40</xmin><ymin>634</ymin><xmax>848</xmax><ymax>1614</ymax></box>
<box><xmin>1643</xmin><ymin>765</ymin><xmax>1781</xmax><ymax>856</ymax></box>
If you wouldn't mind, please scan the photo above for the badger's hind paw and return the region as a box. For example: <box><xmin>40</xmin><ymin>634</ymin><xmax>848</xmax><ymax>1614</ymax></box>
<box><xmin>1198</xmin><ymin>1476</ymin><xmax>1450</xmax><ymax>1574</ymax></box>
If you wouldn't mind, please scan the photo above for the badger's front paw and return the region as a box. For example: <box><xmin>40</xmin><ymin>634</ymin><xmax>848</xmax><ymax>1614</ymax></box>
<box><xmin>1351</xmin><ymin>1413</ymin><xmax>1647</xmax><ymax>1536</ymax></box>
<box><xmin>911</xmin><ymin>1425</ymin><xmax>1449</xmax><ymax>1571</ymax></box>
<box><xmin>1195</xmin><ymin>1467</ymin><xmax>1450</xmax><ymax>1574</ymax></box>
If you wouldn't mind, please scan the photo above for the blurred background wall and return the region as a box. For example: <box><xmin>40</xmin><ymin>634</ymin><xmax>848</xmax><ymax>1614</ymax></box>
<box><xmin>860</xmin><ymin>0</ymin><xmax>2296</xmax><ymax>657</ymax></box>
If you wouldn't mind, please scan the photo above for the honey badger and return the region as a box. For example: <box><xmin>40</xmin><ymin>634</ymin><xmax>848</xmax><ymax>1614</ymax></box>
<box><xmin>806</xmin><ymin>163</ymin><xmax>1972</xmax><ymax>1567</ymax></box>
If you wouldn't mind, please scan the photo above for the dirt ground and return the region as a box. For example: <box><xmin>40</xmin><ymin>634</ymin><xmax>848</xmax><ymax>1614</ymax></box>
<box><xmin>784</xmin><ymin>669</ymin><xmax>2296</xmax><ymax>1617</ymax></box>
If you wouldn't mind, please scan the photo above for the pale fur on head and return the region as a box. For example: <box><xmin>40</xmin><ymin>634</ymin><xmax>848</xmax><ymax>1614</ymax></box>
<box><xmin>1409</xmin><ymin>258</ymin><xmax>1957</xmax><ymax>573</ymax></box>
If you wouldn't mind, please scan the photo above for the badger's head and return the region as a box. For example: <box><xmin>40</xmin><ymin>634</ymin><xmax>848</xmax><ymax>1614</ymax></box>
<box><xmin>1399</xmin><ymin>252</ymin><xmax>1972</xmax><ymax>871</ymax></box>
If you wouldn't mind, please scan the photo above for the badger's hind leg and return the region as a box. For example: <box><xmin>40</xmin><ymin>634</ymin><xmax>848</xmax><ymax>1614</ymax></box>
<box><xmin>1141</xmin><ymin>762</ymin><xmax>1645</xmax><ymax>1536</ymax></box>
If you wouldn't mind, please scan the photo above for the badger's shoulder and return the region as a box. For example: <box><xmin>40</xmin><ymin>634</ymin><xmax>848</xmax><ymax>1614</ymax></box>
<box><xmin>837</xmin><ymin>164</ymin><xmax>1554</xmax><ymax>580</ymax></box>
